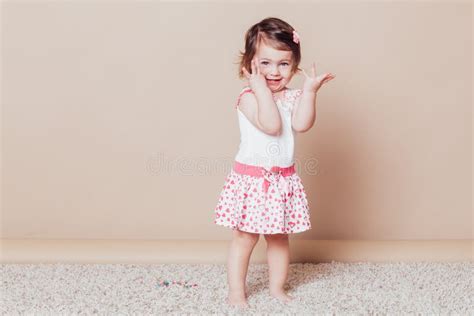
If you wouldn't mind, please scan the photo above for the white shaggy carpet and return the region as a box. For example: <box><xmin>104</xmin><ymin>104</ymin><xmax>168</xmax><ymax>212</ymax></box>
<box><xmin>1</xmin><ymin>261</ymin><xmax>472</xmax><ymax>314</ymax></box>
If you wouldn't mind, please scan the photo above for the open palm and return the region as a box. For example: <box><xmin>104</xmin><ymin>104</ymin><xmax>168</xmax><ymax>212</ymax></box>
<box><xmin>302</xmin><ymin>62</ymin><xmax>336</xmax><ymax>93</ymax></box>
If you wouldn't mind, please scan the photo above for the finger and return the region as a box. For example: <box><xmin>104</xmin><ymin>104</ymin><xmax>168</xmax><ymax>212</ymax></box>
<box><xmin>312</xmin><ymin>62</ymin><xmax>316</xmax><ymax>77</ymax></box>
<box><xmin>250</xmin><ymin>58</ymin><xmax>256</xmax><ymax>75</ymax></box>
<box><xmin>322</xmin><ymin>75</ymin><xmax>334</xmax><ymax>84</ymax></box>
<box><xmin>316</xmin><ymin>74</ymin><xmax>326</xmax><ymax>82</ymax></box>
<box><xmin>245</xmin><ymin>67</ymin><xmax>251</xmax><ymax>78</ymax></box>
<box><xmin>255</xmin><ymin>57</ymin><xmax>260</xmax><ymax>75</ymax></box>
<box><xmin>302</xmin><ymin>68</ymin><xmax>309</xmax><ymax>78</ymax></box>
<box><xmin>321</xmin><ymin>78</ymin><xmax>330</xmax><ymax>85</ymax></box>
<box><xmin>317</xmin><ymin>73</ymin><xmax>332</xmax><ymax>81</ymax></box>
<box><xmin>242</xmin><ymin>67</ymin><xmax>250</xmax><ymax>79</ymax></box>
<box><xmin>325</xmin><ymin>73</ymin><xmax>335</xmax><ymax>81</ymax></box>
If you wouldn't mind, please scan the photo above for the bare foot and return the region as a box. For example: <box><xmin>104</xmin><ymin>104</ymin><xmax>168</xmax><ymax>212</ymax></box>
<box><xmin>227</xmin><ymin>294</ymin><xmax>249</xmax><ymax>308</ymax></box>
<box><xmin>270</xmin><ymin>289</ymin><xmax>295</xmax><ymax>303</ymax></box>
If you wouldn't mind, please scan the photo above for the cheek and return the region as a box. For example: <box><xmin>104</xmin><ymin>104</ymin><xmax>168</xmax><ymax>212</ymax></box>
<box><xmin>282</xmin><ymin>68</ymin><xmax>293</xmax><ymax>77</ymax></box>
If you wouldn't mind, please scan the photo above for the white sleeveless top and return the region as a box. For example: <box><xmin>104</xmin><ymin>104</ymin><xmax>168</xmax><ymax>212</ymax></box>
<box><xmin>234</xmin><ymin>86</ymin><xmax>302</xmax><ymax>170</ymax></box>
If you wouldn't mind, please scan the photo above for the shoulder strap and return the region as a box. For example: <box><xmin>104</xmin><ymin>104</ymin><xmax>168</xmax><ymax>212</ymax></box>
<box><xmin>235</xmin><ymin>86</ymin><xmax>254</xmax><ymax>109</ymax></box>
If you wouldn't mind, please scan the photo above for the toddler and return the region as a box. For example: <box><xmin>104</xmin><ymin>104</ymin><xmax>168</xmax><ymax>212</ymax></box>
<box><xmin>214</xmin><ymin>17</ymin><xmax>335</xmax><ymax>308</ymax></box>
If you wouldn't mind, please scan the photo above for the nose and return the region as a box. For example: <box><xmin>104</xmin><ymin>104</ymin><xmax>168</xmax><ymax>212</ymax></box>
<box><xmin>269</xmin><ymin>64</ymin><xmax>280</xmax><ymax>76</ymax></box>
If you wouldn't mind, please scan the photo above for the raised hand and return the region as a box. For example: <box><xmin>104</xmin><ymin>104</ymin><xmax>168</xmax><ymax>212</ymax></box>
<box><xmin>301</xmin><ymin>62</ymin><xmax>335</xmax><ymax>93</ymax></box>
<box><xmin>242</xmin><ymin>57</ymin><xmax>271</xmax><ymax>94</ymax></box>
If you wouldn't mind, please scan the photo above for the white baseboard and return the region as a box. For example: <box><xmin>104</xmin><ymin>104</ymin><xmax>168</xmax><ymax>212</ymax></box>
<box><xmin>1</xmin><ymin>239</ymin><xmax>472</xmax><ymax>264</ymax></box>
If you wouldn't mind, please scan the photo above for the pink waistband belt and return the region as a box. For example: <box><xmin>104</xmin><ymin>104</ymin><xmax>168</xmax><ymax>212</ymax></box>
<box><xmin>233</xmin><ymin>161</ymin><xmax>296</xmax><ymax>193</ymax></box>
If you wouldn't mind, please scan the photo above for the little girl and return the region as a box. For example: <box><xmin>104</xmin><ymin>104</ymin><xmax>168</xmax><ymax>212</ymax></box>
<box><xmin>213</xmin><ymin>17</ymin><xmax>335</xmax><ymax>308</ymax></box>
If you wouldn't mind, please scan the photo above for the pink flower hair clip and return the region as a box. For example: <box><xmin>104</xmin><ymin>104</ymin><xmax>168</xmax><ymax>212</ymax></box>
<box><xmin>292</xmin><ymin>30</ymin><xmax>300</xmax><ymax>44</ymax></box>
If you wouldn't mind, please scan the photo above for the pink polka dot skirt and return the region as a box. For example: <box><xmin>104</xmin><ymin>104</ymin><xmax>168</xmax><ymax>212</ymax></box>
<box><xmin>213</xmin><ymin>163</ymin><xmax>312</xmax><ymax>234</ymax></box>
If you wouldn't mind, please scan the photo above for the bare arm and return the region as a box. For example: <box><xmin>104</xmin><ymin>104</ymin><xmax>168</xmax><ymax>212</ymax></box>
<box><xmin>238</xmin><ymin>89</ymin><xmax>282</xmax><ymax>136</ymax></box>
<box><xmin>292</xmin><ymin>62</ymin><xmax>336</xmax><ymax>133</ymax></box>
<box><xmin>292</xmin><ymin>90</ymin><xmax>317</xmax><ymax>133</ymax></box>
<box><xmin>253</xmin><ymin>88</ymin><xmax>282</xmax><ymax>135</ymax></box>
<box><xmin>239</xmin><ymin>57</ymin><xmax>283</xmax><ymax>136</ymax></box>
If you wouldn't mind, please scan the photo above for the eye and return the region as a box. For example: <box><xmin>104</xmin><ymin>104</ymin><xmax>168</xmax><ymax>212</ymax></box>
<box><xmin>261</xmin><ymin>61</ymin><xmax>269</xmax><ymax>65</ymax></box>
<box><xmin>281</xmin><ymin>62</ymin><xmax>289</xmax><ymax>66</ymax></box>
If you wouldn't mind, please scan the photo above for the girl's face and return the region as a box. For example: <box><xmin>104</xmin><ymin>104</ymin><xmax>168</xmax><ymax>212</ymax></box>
<box><xmin>254</xmin><ymin>41</ymin><xmax>295</xmax><ymax>93</ymax></box>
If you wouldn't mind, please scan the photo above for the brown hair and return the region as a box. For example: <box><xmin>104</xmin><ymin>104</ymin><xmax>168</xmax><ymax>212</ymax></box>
<box><xmin>236</xmin><ymin>17</ymin><xmax>301</xmax><ymax>80</ymax></box>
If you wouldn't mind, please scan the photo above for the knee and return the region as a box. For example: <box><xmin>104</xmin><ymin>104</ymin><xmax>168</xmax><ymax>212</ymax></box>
<box><xmin>232</xmin><ymin>229</ymin><xmax>260</xmax><ymax>246</ymax></box>
<box><xmin>264</xmin><ymin>233</ymin><xmax>289</xmax><ymax>243</ymax></box>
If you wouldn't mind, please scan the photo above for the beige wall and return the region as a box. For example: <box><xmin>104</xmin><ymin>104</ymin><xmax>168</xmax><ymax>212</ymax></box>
<box><xmin>1</xmin><ymin>2</ymin><xmax>472</xmax><ymax>245</ymax></box>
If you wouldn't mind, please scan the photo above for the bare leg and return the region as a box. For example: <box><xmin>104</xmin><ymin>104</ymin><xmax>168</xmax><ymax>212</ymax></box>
<box><xmin>226</xmin><ymin>229</ymin><xmax>259</xmax><ymax>308</ymax></box>
<box><xmin>264</xmin><ymin>233</ymin><xmax>294</xmax><ymax>303</ymax></box>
